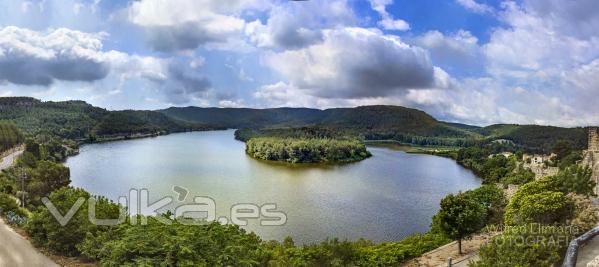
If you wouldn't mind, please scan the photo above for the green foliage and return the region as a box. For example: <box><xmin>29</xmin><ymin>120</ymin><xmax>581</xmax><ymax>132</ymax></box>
<box><xmin>478</xmin><ymin>124</ymin><xmax>587</xmax><ymax>153</ymax></box>
<box><xmin>551</xmin><ymin>166</ymin><xmax>595</xmax><ymax>196</ymax></box>
<box><xmin>25</xmin><ymin>187</ymin><xmax>121</xmax><ymax>256</ymax></box>
<box><xmin>501</xmin><ymin>166</ymin><xmax>535</xmax><ymax>185</ymax></box>
<box><xmin>558</xmin><ymin>151</ymin><xmax>583</xmax><ymax>170</ymax></box>
<box><xmin>353</xmin><ymin>234</ymin><xmax>450</xmax><ymax>267</ymax></box>
<box><xmin>552</xmin><ymin>140</ymin><xmax>573</xmax><ymax>160</ymax></box>
<box><xmin>0</xmin><ymin>97</ymin><xmax>216</xmax><ymax>140</ymax></box>
<box><xmin>504</xmin><ymin>191</ymin><xmax>574</xmax><ymax>225</ymax></box>
<box><xmin>456</xmin><ymin>147</ymin><xmax>518</xmax><ymax>184</ymax></box>
<box><xmin>472</xmin><ymin>224</ymin><xmax>575</xmax><ymax>267</ymax></box>
<box><xmin>246</xmin><ymin>137</ymin><xmax>371</xmax><ymax>163</ymax></box>
<box><xmin>463</xmin><ymin>185</ymin><xmax>506</xmax><ymax>225</ymax></box>
<box><xmin>79</xmin><ymin>218</ymin><xmax>264</xmax><ymax>266</ymax></box>
<box><xmin>25</xmin><ymin>160</ymin><xmax>71</xmax><ymax>206</ymax></box>
<box><xmin>0</xmin><ymin>121</ymin><xmax>24</xmax><ymax>153</ymax></box>
<box><xmin>434</xmin><ymin>192</ymin><xmax>487</xmax><ymax>253</ymax></box>
<box><xmin>502</xmin><ymin>166</ymin><xmax>592</xmax><ymax>226</ymax></box>
<box><xmin>0</xmin><ymin>192</ymin><xmax>27</xmax><ymax>218</ymax></box>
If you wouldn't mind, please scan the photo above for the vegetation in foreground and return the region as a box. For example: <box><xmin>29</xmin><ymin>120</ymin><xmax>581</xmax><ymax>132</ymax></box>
<box><xmin>245</xmin><ymin>137</ymin><xmax>371</xmax><ymax>164</ymax></box>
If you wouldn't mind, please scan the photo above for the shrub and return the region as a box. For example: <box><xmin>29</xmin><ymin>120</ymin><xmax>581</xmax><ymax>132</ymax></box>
<box><xmin>504</xmin><ymin>191</ymin><xmax>574</xmax><ymax>225</ymax></box>
<box><xmin>472</xmin><ymin>224</ymin><xmax>576</xmax><ymax>267</ymax></box>
<box><xmin>24</xmin><ymin>187</ymin><xmax>121</xmax><ymax>256</ymax></box>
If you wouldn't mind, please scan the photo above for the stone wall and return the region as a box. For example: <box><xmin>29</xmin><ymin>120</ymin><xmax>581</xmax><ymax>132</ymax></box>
<box><xmin>583</xmin><ymin>151</ymin><xmax>599</xmax><ymax>194</ymax></box>
<box><xmin>590</xmin><ymin>127</ymin><xmax>599</xmax><ymax>152</ymax></box>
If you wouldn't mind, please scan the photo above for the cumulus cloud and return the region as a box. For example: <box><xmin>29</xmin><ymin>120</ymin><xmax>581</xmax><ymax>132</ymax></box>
<box><xmin>0</xmin><ymin>26</ymin><xmax>109</xmax><ymax>86</ymax></box>
<box><xmin>264</xmin><ymin>27</ymin><xmax>436</xmax><ymax>98</ymax></box>
<box><xmin>368</xmin><ymin>0</ymin><xmax>410</xmax><ymax>31</ymax></box>
<box><xmin>522</xmin><ymin>0</ymin><xmax>599</xmax><ymax>40</ymax></box>
<box><xmin>413</xmin><ymin>30</ymin><xmax>483</xmax><ymax>72</ymax></box>
<box><xmin>159</xmin><ymin>61</ymin><xmax>212</xmax><ymax>104</ymax></box>
<box><xmin>484</xmin><ymin>1</ymin><xmax>599</xmax><ymax>78</ymax></box>
<box><xmin>245</xmin><ymin>0</ymin><xmax>354</xmax><ymax>50</ymax></box>
<box><xmin>455</xmin><ymin>0</ymin><xmax>494</xmax><ymax>14</ymax></box>
<box><xmin>127</xmin><ymin>0</ymin><xmax>266</xmax><ymax>52</ymax></box>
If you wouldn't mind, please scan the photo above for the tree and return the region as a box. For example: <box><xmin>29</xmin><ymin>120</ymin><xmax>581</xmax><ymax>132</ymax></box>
<box><xmin>504</xmin><ymin>191</ymin><xmax>574</xmax><ymax>225</ymax></box>
<box><xmin>25</xmin><ymin>187</ymin><xmax>120</xmax><ymax>256</ymax></box>
<box><xmin>552</xmin><ymin>140</ymin><xmax>573</xmax><ymax>161</ymax></box>
<box><xmin>472</xmin><ymin>224</ymin><xmax>572</xmax><ymax>267</ymax></box>
<box><xmin>464</xmin><ymin>185</ymin><xmax>506</xmax><ymax>225</ymax></box>
<box><xmin>551</xmin><ymin>166</ymin><xmax>595</xmax><ymax>196</ymax></box>
<box><xmin>434</xmin><ymin>193</ymin><xmax>486</xmax><ymax>254</ymax></box>
<box><xmin>26</xmin><ymin>160</ymin><xmax>71</xmax><ymax>206</ymax></box>
<box><xmin>501</xmin><ymin>167</ymin><xmax>535</xmax><ymax>186</ymax></box>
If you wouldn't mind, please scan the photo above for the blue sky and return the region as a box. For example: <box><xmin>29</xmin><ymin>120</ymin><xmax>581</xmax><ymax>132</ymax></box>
<box><xmin>1</xmin><ymin>0</ymin><xmax>598</xmax><ymax>127</ymax></box>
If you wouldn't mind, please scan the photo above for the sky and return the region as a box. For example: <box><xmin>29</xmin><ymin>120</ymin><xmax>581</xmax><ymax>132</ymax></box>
<box><xmin>0</xmin><ymin>0</ymin><xmax>598</xmax><ymax>127</ymax></box>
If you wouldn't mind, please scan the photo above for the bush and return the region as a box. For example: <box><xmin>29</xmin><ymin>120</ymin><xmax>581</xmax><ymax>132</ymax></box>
<box><xmin>472</xmin><ymin>224</ymin><xmax>576</xmax><ymax>267</ymax></box>
<box><xmin>24</xmin><ymin>187</ymin><xmax>121</xmax><ymax>256</ymax></box>
<box><xmin>79</xmin><ymin>218</ymin><xmax>265</xmax><ymax>266</ymax></box>
<box><xmin>504</xmin><ymin>191</ymin><xmax>574</xmax><ymax>225</ymax></box>
<box><xmin>0</xmin><ymin>192</ymin><xmax>27</xmax><ymax>218</ymax></box>
<box><xmin>501</xmin><ymin>167</ymin><xmax>534</xmax><ymax>186</ymax></box>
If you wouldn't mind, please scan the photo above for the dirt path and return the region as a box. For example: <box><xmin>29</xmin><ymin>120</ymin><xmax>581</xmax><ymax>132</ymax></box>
<box><xmin>0</xmin><ymin>147</ymin><xmax>23</xmax><ymax>171</ymax></box>
<box><xmin>402</xmin><ymin>233</ymin><xmax>496</xmax><ymax>267</ymax></box>
<box><xmin>0</xmin><ymin>147</ymin><xmax>59</xmax><ymax>267</ymax></box>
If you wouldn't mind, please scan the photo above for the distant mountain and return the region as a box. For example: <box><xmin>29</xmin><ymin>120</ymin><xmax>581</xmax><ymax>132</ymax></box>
<box><xmin>0</xmin><ymin>97</ymin><xmax>592</xmax><ymax>152</ymax></box>
<box><xmin>161</xmin><ymin>105</ymin><xmax>471</xmax><ymax>137</ymax></box>
<box><xmin>162</xmin><ymin>105</ymin><xmax>592</xmax><ymax>152</ymax></box>
<box><xmin>476</xmin><ymin>124</ymin><xmax>588</xmax><ymax>152</ymax></box>
<box><xmin>0</xmin><ymin>97</ymin><xmax>215</xmax><ymax>139</ymax></box>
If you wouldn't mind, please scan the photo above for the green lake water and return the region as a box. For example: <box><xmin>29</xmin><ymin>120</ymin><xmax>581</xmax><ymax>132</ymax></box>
<box><xmin>66</xmin><ymin>130</ymin><xmax>481</xmax><ymax>243</ymax></box>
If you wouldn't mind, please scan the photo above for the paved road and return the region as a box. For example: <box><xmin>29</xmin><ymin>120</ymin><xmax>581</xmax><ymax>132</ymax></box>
<box><xmin>577</xmin><ymin>234</ymin><xmax>599</xmax><ymax>267</ymax></box>
<box><xmin>0</xmin><ymin>148</ymin><xmax>23</xmax><ymax>171</ymax></box>
<box><xmin>0</xmin><ymin>148</ymin><xmax>58</xmax><ymax>267</ymax></box>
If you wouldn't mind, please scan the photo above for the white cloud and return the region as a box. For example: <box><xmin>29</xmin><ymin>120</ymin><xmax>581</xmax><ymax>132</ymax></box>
<box><xmin>127</xmin><ymin>0</ymin><xmax>268</xmax><ymax>52</ymax></box>
<box><xmin>218</xmin><ymin>99</ymin><xmax>245</xmax><ymax>108</ymax></box>
<box><xmin>0</xmin><ymin>26</ymin><xmax>109</xmax><ymax>85</ymax></box>
<box><xmin>368</xmin><ymin>0</ymin><xmax>410</xmax><ymax>31</ymax></box>
<box><xmin>483</xmin><ymin>1</ymin><xmax>599</xmax><ymax>78</ymax></box>
<box><xmin>264</xmin><ymin>27</ymin><xmax>436</xmax><ymax>98</ymax></box>
<box><xmin>455</xmin><ymin>0</ymin><xmax>494</xmax><ymax>14</ymax></box>
<box><xmin>413</xmin><ymin>30</ymin><xmax>482</xmax><ymax>71</ymax></box>
<box><xmin>245</xmin><ymin>0</ymin><xmax>354</xmax><ymax>50</ymax></box>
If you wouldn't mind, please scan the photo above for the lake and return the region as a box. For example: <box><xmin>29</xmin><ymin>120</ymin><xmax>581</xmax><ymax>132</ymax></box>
<box><xmin>65</xmin><ymin>130</ymin><xmax>481</xmax><ymax>244</ymax></box>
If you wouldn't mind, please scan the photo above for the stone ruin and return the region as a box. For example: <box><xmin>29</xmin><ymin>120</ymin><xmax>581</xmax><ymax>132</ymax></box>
<box><xmin>583</xmin><ymin>127</ymin><xmax>599</xmax><ymax>194</ymax></box>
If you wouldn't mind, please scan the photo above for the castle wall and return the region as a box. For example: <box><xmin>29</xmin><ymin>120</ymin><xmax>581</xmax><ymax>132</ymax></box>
<box><xmin>589</xmin><ymin>127</ymin><xmax>599</xmax><ymax>152</ymax></box>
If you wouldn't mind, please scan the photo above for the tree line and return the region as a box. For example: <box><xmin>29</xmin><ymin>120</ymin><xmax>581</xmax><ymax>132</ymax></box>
<box><xmin>0</xmin><ymin>122</ymin><xmax>24</xmax><ymax>153</ymax></box>
<box><xmin>245</xmin><ymin>137</ymin><xmax>372</xmax><ymax>163</ymax></box>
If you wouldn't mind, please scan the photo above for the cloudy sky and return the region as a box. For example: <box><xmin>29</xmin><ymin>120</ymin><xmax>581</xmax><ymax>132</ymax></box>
<box><xmin>0</xmin><ymin>0</ymin><xmax>598</xmax><ymax>127</ymax></box>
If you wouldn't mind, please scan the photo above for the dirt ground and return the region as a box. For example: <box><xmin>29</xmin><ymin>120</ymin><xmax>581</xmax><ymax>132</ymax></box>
<box><xmin>402</xmin><ymin>233</ymin><xmax>496</xmax><ymax>267</ymax></box>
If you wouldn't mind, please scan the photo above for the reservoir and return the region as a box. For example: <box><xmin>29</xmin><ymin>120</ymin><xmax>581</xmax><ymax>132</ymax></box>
<box><xmin>66</xmin><ymin>130</ymin><xmax>480</xmax><ymax>243</ymax></box>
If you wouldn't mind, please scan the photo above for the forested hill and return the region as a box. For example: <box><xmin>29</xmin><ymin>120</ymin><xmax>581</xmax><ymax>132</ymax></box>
<box><xmin>0</xmin><ymin>97</ymin><xmax>592</xmax><ymax>152</ymax></box>
<box><xmin>161</xmin><ymin>105</ymin><xmax>471</xmax><ymax>138</ymax></box>
<box><xmin>162</xmin><ymin>105</ymin><xmax>592</xmax><ymax>151</ymax></box>
<box><xmin>0</xmin><ymin>97</ymin><xmax>216</xmax><ymax>139</ymax></box>
<box><xmin>475</xmin><ymin>124</ymin><xmax>588</xmax><ymax>152</ymax></box>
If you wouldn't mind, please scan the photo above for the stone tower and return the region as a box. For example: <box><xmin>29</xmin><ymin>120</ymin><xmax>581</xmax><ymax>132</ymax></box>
<box><xmin>589</xmin><ymin>127</ymin><xmax>599</xmax><ymax>151</ymax></box>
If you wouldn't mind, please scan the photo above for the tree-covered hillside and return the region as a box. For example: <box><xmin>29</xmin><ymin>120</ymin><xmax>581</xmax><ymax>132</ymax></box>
<box><xmin>163</xmin><ymin>105</ymin><xmax>475</xmax><ymax>138</ymax></box>
<box><xmin>1</xmin><ymin>97</ymin><xmax>592</xmax><ymax>152</ymax></box>
<box><xmin>477</xmin><ymin>124</ymin><xmax>588</xmax><ymax>152</ymax></box>
<box><xmin>0</xmin><ymin>97</ymin><xmax>218</xmax><ymax>140</ymax></box>
<box><xmin>0</xmin><ymin>122</ymin><xmax>24</xmax><ymax>153</ymax></box>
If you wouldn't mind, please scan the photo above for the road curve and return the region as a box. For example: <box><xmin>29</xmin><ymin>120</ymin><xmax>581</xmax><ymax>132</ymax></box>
<box><xmin>0</xmin><ymin>148</ymin><xmax>59</xmax><ymax>267</ymax></box>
